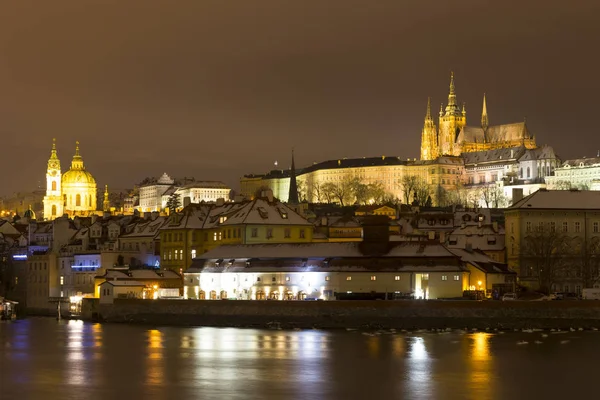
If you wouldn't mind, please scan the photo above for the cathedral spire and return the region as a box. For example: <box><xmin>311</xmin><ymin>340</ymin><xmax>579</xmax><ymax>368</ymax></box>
<box><xmin>425</xmin><ymin>97</ymin><xmax>432</xmax><ymax>121</ymax></box>
<box><xmin>448</xmin><ymin>71</ymin><xmax>456</xmax><ymax>107</ymax></box>
<box><xmin>481</xmin><ymin>93</ymin><xmax>489</xmax><ymax>130</ymax></box>
<box><xmin>287</xmin><ymin>149</ymin><xmax>299</xmax><ymax>204</ymax></box>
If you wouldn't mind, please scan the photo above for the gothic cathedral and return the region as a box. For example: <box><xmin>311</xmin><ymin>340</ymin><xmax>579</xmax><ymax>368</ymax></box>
<box><xmin>42</xmin><ymin>140</ymin><xmax>98</xmax><ymax>220</ymax></box>
<box><xmin>420</xmin><ymin>72</ymin><xmax>537</xmax><ymax>160</ymax></box>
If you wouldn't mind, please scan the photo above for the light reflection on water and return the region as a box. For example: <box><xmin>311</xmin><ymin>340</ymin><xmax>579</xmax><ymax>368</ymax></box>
<box><xmin>1</xmin><ymin>319</ymin><xmax>598</xmax><ymax>399</ymax></box>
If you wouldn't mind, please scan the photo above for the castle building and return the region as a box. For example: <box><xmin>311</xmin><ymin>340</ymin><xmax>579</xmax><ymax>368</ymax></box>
<box><xmin>420</xmin><ymin>73</ymin><xmax>537</xmax><ymax>160</ymax></box>
<box><xmin>43</xmin><ymin>140</ymin><xmax>98</xmax><ymax>220</ymax></box>
<box><xmin>240</xmin><ymin>73</ymin><xmax>559</xmax><ymax>206</ymax></box>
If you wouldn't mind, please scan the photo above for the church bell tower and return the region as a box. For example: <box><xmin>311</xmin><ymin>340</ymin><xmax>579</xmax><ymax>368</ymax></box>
<box><xmin>43</xmin><ymin>138</ymin><xmax>64</xmax><ymax>220</ymax></box>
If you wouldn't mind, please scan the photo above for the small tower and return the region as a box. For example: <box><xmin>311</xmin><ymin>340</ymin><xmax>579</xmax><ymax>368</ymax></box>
<box><xmin>481</xmin><ymin>93</ymin><xmax>489</xmax><ymax>131</ymax></box>
<box><xmin>103</xmin><ymin>185</ymin><xmax>110</xmax><ymax>212</ymax></box>
<box><xmin>43</xmin><ymin>138</ymin><xmax>64</xmax><ymax>220</ymax></box>
<box><xmin>420</xmin><ymin>97</ymin><xmax>438</xmax><ymax>160</ymax></box>
<box><xmin>287</xmin><ymin>149</ymin><xmax>299</xmax><ymax>204</ymax></box>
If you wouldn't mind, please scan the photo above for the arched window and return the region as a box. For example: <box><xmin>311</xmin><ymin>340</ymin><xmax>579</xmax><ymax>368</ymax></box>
<box><xmin>51</xmin><ymin>205</ymin><xmax>57</xmax><ymax>216</ymax></box>
<box><xmin>526</xmin><ymin>167</ymin><xmax>531</xmax><ymax>178</ymax></box>
<box><xmin>51</xmin><ymin>181</ymin><xmax>56</xmax><ymax>191</ymax></box>
<box><xmin>76</xmin><ymin>194</ymin><xmax>81</xmax><ymax>207</ymax></box>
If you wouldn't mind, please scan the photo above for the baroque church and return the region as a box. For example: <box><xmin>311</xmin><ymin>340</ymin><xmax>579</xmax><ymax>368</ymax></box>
<box><xmin>43</xmin><ymin>140</ymin><xmax>100</xmax><ymax>220</ymax></box>
<box><xmin>420</xmin><ymin>72</ymin><xmax>537</xmax><ymax>160</ymax></box>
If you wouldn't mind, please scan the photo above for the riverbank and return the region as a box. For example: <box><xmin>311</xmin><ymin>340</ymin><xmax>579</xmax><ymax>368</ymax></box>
<box><xmin>81</xmin><ymin>298</ymin><xmax>600</xmax><ymax>330</ymax></box>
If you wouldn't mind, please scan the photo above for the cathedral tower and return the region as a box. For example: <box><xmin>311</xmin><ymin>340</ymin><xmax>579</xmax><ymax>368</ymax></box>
<box><xmin>43</xmin><ymin>139</ymin><xmax>64</xmax><ymax>220</ymax></box>
<box><xmin>438</xmin><ymin>72</ymin><xmax>466</xmax><ymax>156</ymax></box>
<box><xmin>420</xmin><ymin>98</ymin><xmax>438</xmax><ymax>160</ymax></box>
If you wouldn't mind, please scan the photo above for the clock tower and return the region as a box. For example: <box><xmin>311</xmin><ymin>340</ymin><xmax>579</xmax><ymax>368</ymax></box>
<box><xmin>43</xmin><ymin>138</ymin><xmax>64</xmax><ymax>220</ymax></box>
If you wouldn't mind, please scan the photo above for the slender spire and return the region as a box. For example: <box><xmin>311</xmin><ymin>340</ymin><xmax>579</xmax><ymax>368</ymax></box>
<box><xmin>448</xmin><ymin>71</ymin><xmax>456</xmax><ymax>107</ymax></box>
<box><xmin>50</xmin><ymin>138</ymin><xmax>57</xmax><ymax>158</ymax></box>
<box><xmin>425</xmin><ymin>97</ymin><xmax>432</xmax><ymax>121</ymax></box>
<box><xmin>481</xmin><ymin>93</ymin><xmax>489</xmax><ymax>130</ymax></box>
<box><xmin>462</xmin><ymin>102</ymin><xmax>466</xmax><ymax>116</ymax></box>
<box><xmin>103</xmin><ymin>185</ymin><xmax>110</xmax><ymax>212</ymax></box>
<box><xmin>439</xmin><ymin>103</ymin><xmax>444</xmax><ymax>117</ymax></box>
<box><xmin>287</xmin><ymin>149</ymin><xmax>299</xmax><ymax>204</ymax></box>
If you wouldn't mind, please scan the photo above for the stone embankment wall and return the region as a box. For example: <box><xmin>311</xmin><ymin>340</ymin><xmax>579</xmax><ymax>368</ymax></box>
<box><xmin>88</xmin><ymin>299</ymin><xmax>600</xmax><ymax>330</ymax></box>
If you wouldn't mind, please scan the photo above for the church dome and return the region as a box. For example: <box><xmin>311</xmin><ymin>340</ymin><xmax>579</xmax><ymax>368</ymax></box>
<box><xmin>24</xmin><ymin>206</ymin><xmax>36</xmax><ymax>220</ymax></box>
<box><xmin>62</xmin><ymin>168</ymin><xmax>96</xmax><ymax>185</ymax></box>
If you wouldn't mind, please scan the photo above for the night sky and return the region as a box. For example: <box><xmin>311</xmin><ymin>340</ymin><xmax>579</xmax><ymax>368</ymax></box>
<box><xmin>1</xmin><ymin>0</ymin><xmax>599</xmax><ymax>196</ymax></box>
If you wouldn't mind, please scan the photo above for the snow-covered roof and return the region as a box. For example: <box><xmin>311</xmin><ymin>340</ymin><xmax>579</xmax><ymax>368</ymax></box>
<box><xmin>448</xmin><ymin>248</ymin><xmax>514</xmax><ymax>275</ymax></box>
<box><xmin>100</xmin><ymin>280</ymin><xmax>146</xmax><ymax>287</ymax></box>
<box><xmin>509</xmin><ymin>189</ymin><xmax>600</xmax><ymax>210</ymax></box>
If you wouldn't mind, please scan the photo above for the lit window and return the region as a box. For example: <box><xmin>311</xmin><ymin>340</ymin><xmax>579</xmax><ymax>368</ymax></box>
<box><xmin>325</xmin><ymin>276</ymin><xmax>330</xmax><ymax>281</ymax></box>
<box><xmin>346</xmin><ymin>276</ymin><xmax>352</xmax><ymax>281</ymax></box>
<box><xmin>299</xmin><ymin>229</ymin><xmax>305</xmax><ymax>239</ymax></box>
<box><xmin>394</xmin><ymin>276</ymin><xmax>400</xmax><ymax>281</ymax></box>
<box><xmin>370</xmin><ymin>276</ymin><xmax>376</xmax><ymax>281</ymax></box>
<box><xmin>213</xmin><ymin>232</ymin><xmax>218</xmax><ymax>241</ymax></box>
<box><xmin>454</xmin><ymin>275</ymin><xmax>460</xmax><ymax>281</ymax></box>
<box><xmin>422</xmin><ymin>274</ymin><xmax>429</xmax><ymax>280</ymax></box>
<box><xmin>191</xmin><ymin>249</ymin><xmax>197</xmax><ymax>259</ymax></box>
<box><xmin>442</xmin><ymin>275</ymin><xmax>448</xmax><ymax>281</ymax></box>
<box><xmin>284</xmin><ymin>228</ymin><xmax>291</xmax><ymax>238</ymax></box>
<box><xmin>285</xmin><ymin>276</ymin><xmax>290</xmax><ymax>282</ymax></box>
<box><xmin>60</xmin><ymin>276</ymin><xmax>64</xmax><ymax>285</ymax></box>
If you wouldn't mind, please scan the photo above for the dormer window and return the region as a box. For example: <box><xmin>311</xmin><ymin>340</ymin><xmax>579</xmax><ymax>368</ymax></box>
<box><xmin>219</xmin><ymin>216</ymin><xmax>227</xmax><ymax>224</ymax></box>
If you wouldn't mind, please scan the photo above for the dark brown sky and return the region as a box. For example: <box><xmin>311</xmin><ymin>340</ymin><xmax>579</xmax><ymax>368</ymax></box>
<box><xmin>1</xmin><ymin>0</ymin><xmax>599</xmax><ymax>196</ymax></box>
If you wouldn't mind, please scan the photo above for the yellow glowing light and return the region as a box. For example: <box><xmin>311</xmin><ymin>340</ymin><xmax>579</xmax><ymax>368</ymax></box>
<box><xmin>477</xmin><ymin>281</ymin><xmax>482</xmax><ymax>286</ymax></box>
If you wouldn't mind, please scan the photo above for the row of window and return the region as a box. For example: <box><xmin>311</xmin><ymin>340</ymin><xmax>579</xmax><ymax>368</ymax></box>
<box><xmin>202</xmin><ymin>274</ymin><xmax>462</xmax><ymax>283</ymax></box>
<box><xmin>522</xmin><ymin>221</ymin><xmax>596</xmax><ymax>234</ymax></box>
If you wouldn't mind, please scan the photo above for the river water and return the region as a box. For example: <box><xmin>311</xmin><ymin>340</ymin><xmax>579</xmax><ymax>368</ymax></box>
<box><xmin>0</xmin><ymin>318</ymin><xmax>598</xmax><ymax>400</ymax></box>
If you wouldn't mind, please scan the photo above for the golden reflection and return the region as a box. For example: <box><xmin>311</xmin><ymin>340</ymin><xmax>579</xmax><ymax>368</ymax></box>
<box><xmin>392</xmin><ymin>336</ymin><xmax>405</xmax><ymax>357</ymax></box>
<box><xmin>145</xmin><ymin>329</ymin><xmax>164</xmax><ymax>386</ymax></box>
<box><xmin>469</xmin><ymin>333</ymin><xmax>494</xmax><ymax>398</ymax></box>
<box><xmin>92</xmin><ymin>323</ymin><xmax>103</xmax><ymax>348</ymax></box>
<box><xmin>367</xmin><ymin>336</ymin><xmax>381</xmax><ymax>357</ymax></box>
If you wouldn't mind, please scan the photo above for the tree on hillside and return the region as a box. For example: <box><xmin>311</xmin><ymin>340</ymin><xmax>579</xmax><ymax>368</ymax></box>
<box><xmin>399</xmin><ymin>176</ymin><xmax>419</xmax><ymax>204</ymax></box>
<box><xmin>480</xmin><ymin>184</ymin><xmax>509</xmax><ymax>208</ymax></box>
<box><xmin>521</xmin><ymin>225</ymin><xmax>571</xmax><ymax>293</ymax></box>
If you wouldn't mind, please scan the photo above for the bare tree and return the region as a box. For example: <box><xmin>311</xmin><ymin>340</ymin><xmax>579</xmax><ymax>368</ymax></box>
<box><xmin>399</xmin><ymin>176</ymin><xmax>418</xmax><ymax>204</ymax></box>
<box><xmin>579</xmin><ymin>236</ymin><xmax>600</xmax><ymax>289</ymax></box>
<box><xmin>521</xmin><ymin>225</ymin><xmax>571</xmax><ymax>293</ymax></box>
<box><xmin>320</xmin><ymin>182</ymin><xmax>337</xmax><ymax>204</ymax></box>
<box><xmin>413</xmin><ymin>179</ymin><xmax>431</xmax><ymax>206</ymax></box>
<box><xmin>478</xmin><ymin>184</ymin><xmax>508</xmax><ymax>208</ymax></box>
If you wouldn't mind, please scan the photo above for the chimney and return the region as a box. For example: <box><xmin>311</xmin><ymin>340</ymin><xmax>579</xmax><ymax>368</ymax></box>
<box><xmin>512</xmin><ymin>188</ymin><xmax>524</xmax><ymax>205</ymax></box>
<box><xmin>359</xmin><ymin>215</ymin><xmax>390</xmax><ymax>255</ymax></box>
<box><xmin>183</xmin><ymin>196</ymin><xmax>191</xmax><ymax>207</ymax></box>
